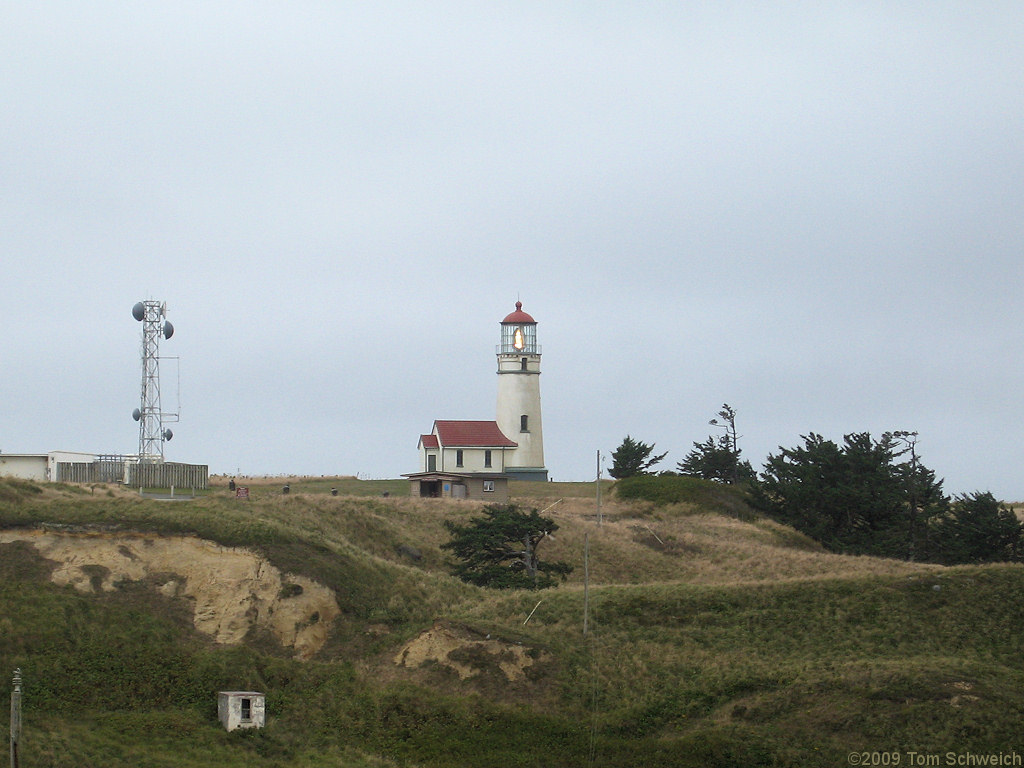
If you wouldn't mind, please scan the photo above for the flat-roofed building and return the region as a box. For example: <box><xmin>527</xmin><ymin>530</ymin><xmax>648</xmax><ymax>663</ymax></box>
<box><xmin>218</xmin><ymin>691</ymin><xmax>265</xmax><ymax>731</ymax></box>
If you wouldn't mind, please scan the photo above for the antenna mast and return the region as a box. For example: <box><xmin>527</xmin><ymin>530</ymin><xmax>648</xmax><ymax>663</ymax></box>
<box><xmin>131</xmin><ymin>300</ymin><xmax>177</xmax><ymax>463</ymax></box>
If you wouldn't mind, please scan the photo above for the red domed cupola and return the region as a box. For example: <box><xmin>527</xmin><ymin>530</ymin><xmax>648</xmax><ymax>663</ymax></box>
<box><xmin>502</xmin><ymin>301</ymin><xmax>535</xmax><ymax>324</ymax></box>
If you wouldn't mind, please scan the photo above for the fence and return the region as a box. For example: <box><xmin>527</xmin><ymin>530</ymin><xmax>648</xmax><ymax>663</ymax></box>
<box><xmin>56</xmin><ymin>461</ymin><xmax>209</xmax><ymax>490</ymax></box>
<box><xmin>56</xmin><ymin>461</ymin><xmax>126</xmax><ymax>484</ymax></box>
<box><xmin>127</xmin><ymin>462</ymin><xmax>209</xmax><ymax>490</ymax></box>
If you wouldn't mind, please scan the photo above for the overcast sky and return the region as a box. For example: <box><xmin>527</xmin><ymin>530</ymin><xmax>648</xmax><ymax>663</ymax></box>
<box><xmin>3</xmin><ymin>3</ymin><xmax>1022</xmax><ymax>499</ymax></box>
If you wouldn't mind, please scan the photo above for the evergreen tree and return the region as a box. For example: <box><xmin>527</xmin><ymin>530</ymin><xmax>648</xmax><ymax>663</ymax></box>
<box><xmin>678</xmin><ymin>404</ymin><xmax>755</xmax><ymax>484</ymax></box>
<box><xmin>608</xmin><ymin>435</ymin><xmax>668</xmax><ymax>479</ymax></box>
<box><xmin>441</xmin><ymin>504</ymin><xmax>573</xmax><ymax>589</ymax></box>
<box><xmin>929</xmin><ymin>492</ymin><xmax>1023</xmax><ymax>564</ymax></box>
<box><xmin>752</xmin><ymin>432</ymin><xmax>946</xmax><ymax>558</ymax></box>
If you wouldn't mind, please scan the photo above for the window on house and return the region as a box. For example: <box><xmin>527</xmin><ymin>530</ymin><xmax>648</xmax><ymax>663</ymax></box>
<box><xmin>520</xmin><ymin>415</ymin><xmax>529</xmax><ymax>432</ymax></box>
<box><xmin>456</xmin><ymin>449</ymin><xmax>464</xmax><ymax>467</ymax></box>
<box><xmin>241</xmin><ymin>698</ymin><xmax>252</xmax><ymax>722</ymax></box>
<box><xmin>483</xmin><ymin>480</ymin><xmax>495</xmax><ymax>493</ymax></box>
<box><xmin>484</xmin><ymin>450</ymin><xmax>492</xmax><ymax>468</ymax></box>
<box><xmin>427</xmin><ymin>454</ymin><xmax>436</xmax><ymax>472</ymax></box>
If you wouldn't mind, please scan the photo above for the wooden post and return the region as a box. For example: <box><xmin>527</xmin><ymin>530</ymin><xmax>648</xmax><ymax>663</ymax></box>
<box><xmin>523</xmin><ymin>599</ymin><xmax>544</xmax><ymax>625</ymax></box>
<box><xmin>10</xmin><ymin>668</ymin><xmax>21</xmax><ymax>768</ymax></box>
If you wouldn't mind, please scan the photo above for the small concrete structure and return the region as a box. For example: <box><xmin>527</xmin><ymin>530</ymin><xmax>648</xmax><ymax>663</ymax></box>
<box><xmin>218</xmin><ymin>691</ymin><xmax>266</xmax><ymax>731</ymax></box>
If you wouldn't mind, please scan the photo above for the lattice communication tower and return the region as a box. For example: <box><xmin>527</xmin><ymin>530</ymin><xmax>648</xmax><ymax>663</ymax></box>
<box><xmin>131</xmin><ymin>300</ymin><xmax>178</xmax><ymax>462</ymax></box>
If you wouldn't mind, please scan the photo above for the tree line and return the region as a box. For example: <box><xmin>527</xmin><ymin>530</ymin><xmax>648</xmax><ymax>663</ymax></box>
<box><xmin>609</xmin><ymin>405</ymin><xmax>1022</xmax><ymax>566</ymax></box>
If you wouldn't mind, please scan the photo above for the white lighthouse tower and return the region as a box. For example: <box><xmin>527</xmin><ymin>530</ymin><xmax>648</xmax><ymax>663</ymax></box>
<box><xmin>496</xmin><ymin>301</ymin><xmax>548</xmax><ymax>481</ymax></box>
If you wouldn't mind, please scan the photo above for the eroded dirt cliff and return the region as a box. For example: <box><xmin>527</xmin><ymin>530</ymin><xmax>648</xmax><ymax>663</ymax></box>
<box><xmin>394</xmin><ymin>620</ymin><xmax>551</xmax><ymax>682</ymax></box>
<box><xmin>0</xmin><ymin>529</ymin><xmax>341</xmax><ymax>660</ymax></box>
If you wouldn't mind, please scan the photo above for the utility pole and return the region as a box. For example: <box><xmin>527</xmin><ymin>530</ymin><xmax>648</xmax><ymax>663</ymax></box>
<box><xmin>10</xmin><ymin>668</ymin><xmax>21</xmax><ymax>768</ymax></box>
<box><xmin>583</xmin><ymin>532</ymin><xmax>590</xmax><ymax>636</ymax></box>
<box><xmin>595</xmin><ymin>450</ymin><xmax>602</xmax><ymax>526</ymax></box>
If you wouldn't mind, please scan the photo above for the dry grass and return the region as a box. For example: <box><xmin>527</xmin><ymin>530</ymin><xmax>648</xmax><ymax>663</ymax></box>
<box><xmin>506</xmin><ymin>495</ymin><xmax>939</xmax><ymax>588</ymax></box>
<box><xmin>13</xmin><ymin>479</ymin><xmax>944</xmax><ymax>592</ymax></box>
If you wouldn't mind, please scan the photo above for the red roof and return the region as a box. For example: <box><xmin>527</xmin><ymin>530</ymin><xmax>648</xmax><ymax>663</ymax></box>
<box><xmin>419</xmin><ymin>434</ymin><xmax>439</xmax><ymax>449</ymax></box>
<box><xmin>502</xmin><ymin>301</ymin><xmax>536</xmax><ymax>324</ymax></box>
<box><xmin>434</xmin><ymin>420</ymin><xmax>518</xmax><ymax>447</ymax></box>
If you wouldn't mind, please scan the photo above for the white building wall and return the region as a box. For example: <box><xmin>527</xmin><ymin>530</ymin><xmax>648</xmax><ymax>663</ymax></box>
<box><xmin>0</xmin><ymin>456</ymin><xmax>48</xmax><ymax>482</ymax></box>
<box><xmin>218</xmin><ymin>692</ymin><xmax>265</xmax><ymax>731</ymax></box>
<box><xmin>440</xmin><ymin>447</ymin><xmax>504</xmax><ymax>473</ymax></box>
<box><xmin>0</xmin><ymin>452</ymin><xmax>96</xmax><ymax>483</ymax></box>
<box><xmin>48</xmin><ymin>452</ymin><xmax>96</xmax><ymax>481</ymax></box>
<box><xmin>48</xmin><ymin>451</ymin><xmax>96</xmax><ymax>463</ymax></box>
<box><xmin>496</xmin><ymin>358</ymin><xmax>545</xmax><ymax>471</ymax></box>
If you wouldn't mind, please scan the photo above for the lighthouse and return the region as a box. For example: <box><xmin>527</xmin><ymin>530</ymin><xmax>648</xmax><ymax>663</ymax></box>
<box><xmin>406</xmin><ymin>300</ymin><xmax>549</xmax><ymax>500</ymax></box>
<box><xmin>496</xmin><ymin>301</ymin><xmax>548</xmax><ymax>481</ymax></box>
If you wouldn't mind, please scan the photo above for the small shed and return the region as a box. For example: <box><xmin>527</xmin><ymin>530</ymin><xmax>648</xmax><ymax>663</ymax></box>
<box><xmin>218</xmin><ymin>691</ymin><xmax>266</xmax><ymax>731</ymax></box>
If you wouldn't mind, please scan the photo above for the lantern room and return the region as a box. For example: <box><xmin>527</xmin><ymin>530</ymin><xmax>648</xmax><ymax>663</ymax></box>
<box><xmin>498</xmin><ymin>302</ymin><xmax>540</xmax><ymax>355</ymax></box>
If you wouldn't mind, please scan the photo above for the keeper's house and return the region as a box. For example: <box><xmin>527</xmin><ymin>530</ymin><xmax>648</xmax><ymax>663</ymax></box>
<box><xmin>404</xmin><ymin>420</ymin><xmax>516</xmax><ymax>503</ymax></box>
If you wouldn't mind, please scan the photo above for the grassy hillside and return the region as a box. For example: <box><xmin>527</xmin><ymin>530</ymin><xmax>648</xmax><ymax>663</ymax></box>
<box><xmin>2</xmin><ymin>477</ymin><xmax>1023</xmax><ymax>767</ymax></box>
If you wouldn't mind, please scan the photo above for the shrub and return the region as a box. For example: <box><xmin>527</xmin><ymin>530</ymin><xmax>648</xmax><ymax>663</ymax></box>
<box><xmin>614</xmin><ymin>475</ymin><xmax>755</xmax><ymax>519</ymax></box>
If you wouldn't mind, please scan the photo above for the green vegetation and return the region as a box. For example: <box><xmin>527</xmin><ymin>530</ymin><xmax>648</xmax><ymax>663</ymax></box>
<box><xmin>624</xmin><ymin>412</ymin><xmax>1019</xmax><ymax>567</ymax></box>
<box><xmin>0</xmin><ymin>476</ymin><xmax>44</xmax><ymax>503</ymax></box>
<box><xmin>932</xmin><ymin>491</ymin><xmax>1023</xmax><ymax>565</ymax></box>
<box><xmin>608</xmin><ymin>436</ymin><xmax>668</xmax><ymax>479</ymax></box>
<box><xmin>214</xmin><ymin>476</ymin><xmax>411</xmax><ymax>498</ymax></box>
<box><xmin>2</xmin><ymin>476</ymin><xmax>1024</xmax><ymax>766</ymax></box>
<box><xmin>752</xmin><ymin>432</ymin><xmax>1022</xmax><ymax>566</ymax></box>
<box><xmin>676</xmin><ymin>403</ymin><xmax>756</xmax><ymax>484</ymax></box>
<box><xmin>753</xmin><ymin>431</ymin><xmax>944</xmax><ymax>558</ymax></box>
<box><xmin>441</xmin><ymin>504</ymin><xmax>573</xmax><ymax>589</ymax></box>
<box><xmin>613</xmin><ymin>474</ymin><xmax>755</xmax><ymax>520</ymax></box>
